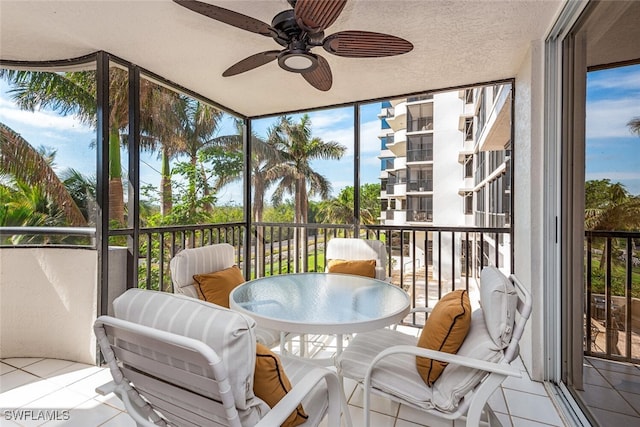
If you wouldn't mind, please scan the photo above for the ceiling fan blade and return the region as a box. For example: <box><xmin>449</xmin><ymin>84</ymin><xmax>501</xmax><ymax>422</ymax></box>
<box><xmin>222</xmin><ymin>51</ymin><xmax>280</xmax><ymax>77</ymax></box>
<box><xmin>323</xmin><ymin>30</ymin><xmax>413</xmax><ymax>57</ymax></box>
<box><xmin>173</xmin><ymin>0</ymin><xmax>273</xmax><ymax>37</ymax></box>
<box><xmin>302</xmin><ymin>55</ymin><xmax>332</xmax><ymax>91</ymax></box>
<box><xmin>294</xmin><ymin>0</ymin><xmax>347</xmax><ymax>33</ymax></box>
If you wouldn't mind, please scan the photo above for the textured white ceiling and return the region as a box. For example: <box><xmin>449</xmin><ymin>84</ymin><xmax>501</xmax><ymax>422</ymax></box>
<box><xmin>0</xmin><ymin>0</ymin><xmax>564</xmax><ymax>117</ymax></box>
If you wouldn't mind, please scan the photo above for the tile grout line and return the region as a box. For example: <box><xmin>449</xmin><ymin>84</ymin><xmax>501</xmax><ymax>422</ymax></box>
<box><xmin>593</xmin><ymin>364</ymin><xmax>640</xmax><ymax>418</ymax></box>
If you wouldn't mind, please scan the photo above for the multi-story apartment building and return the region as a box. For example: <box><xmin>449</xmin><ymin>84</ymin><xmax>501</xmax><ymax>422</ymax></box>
<box><xmin>378</xmin><ymin>84</ymin><xmax>512</xmax><ymax>284</ymax></box>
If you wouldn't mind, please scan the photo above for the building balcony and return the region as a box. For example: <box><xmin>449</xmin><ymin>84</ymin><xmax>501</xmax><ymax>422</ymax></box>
<box><xmin>477</xmin><ymin>85</ymin><xmax>512</xmax><ymax>152</ymax></box>
<box><xmin>385</xmin><ymin>101</ymin><xmax>407</xmax><ymax>131</ymax></box>
<box><xmin>406</xmin><ymin>180</ymin><xmax>433</xmax><ymax>192</ymax></box>
<box><xmin>1</xmin><ymin>225</ymin><xmax>636</xmax><ymax>426</ymax></box>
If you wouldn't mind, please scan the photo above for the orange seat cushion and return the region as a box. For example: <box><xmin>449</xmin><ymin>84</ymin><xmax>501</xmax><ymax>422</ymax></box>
<box><xmin>192</xmin><ymin>265</ymin><xmax>245</xmax><ymax>308</ymax></box>
<box><xmin>254</xmin><ymin>343</ymin><xmax>308</xmax><ymax>427</ymax></box>
<box><xmin>327</xmin><ymin>259</ymin><xmax>376</xmax><ymax>278</ymax></box>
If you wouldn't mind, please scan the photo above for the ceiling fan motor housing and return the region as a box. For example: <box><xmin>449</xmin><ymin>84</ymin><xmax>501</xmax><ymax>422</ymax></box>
<box><xmin>272</xmin><ymin>10</ymin><xmax>319</xmax><ymax>73</ymax></box>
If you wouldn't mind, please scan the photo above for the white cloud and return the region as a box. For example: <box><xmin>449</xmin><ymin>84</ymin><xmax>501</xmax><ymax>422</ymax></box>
<box><xmin>359</xmin><ymin>120</ymin><xmax>382</xmax><ymax>154</ymax></box>
<box><xmin>589</xmin><ymin>72</ymin><xmax>640</xmax><ymax>91</ymax></box>
<box><xmin>586</xmin><ymin>98</ymin><xmax>640</xmax><ymax>138</ymax></box>
<box><xmin>308</xmin><ymin>109</ymin><xmax>352</xmax><ymax>130</ymax></box>
<box><xmin>0</xmin><ymin>100</ymin><xmax>90</xmax><ymax>133</ymax></box>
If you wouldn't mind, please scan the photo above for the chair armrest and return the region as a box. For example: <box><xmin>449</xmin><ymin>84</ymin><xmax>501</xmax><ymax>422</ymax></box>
<box><xmin>367</xmin><ymin>345</ymin><xmax>521</xmax><ymax>379</ymax></box>
<box><xmin>95</xmin><ymin>381</ymin><xmax>117</xmax><ymax>396</ymax></box>
<box><xmin>256</xmin><ymin>366</ymin><xmax>345</xmax><ymax>427</ymax></box>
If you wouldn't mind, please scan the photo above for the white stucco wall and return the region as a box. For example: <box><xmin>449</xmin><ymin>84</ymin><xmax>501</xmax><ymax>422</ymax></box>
<box><xmin>0</xmin><ymin>248</ymin><xmax>98</xmax><ymax>364</ymax></box>
<box><xmin>513</xmin><ymin>39</ymin><xmax>546</xmax><ymax>381</ymax></box>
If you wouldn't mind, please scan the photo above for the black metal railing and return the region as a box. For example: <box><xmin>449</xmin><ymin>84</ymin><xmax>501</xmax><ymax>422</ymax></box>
<box><xmin>1</xmin><ymin>223</ymin><xmax>511</xmax><ymax>329</ymax></box>
<box><xmin>126</xmin><ymin>222</ymin><xmax>246</xmax><ymax>293</ymax></box>
<box><xmin>584</xmin><ymin>230</ymin><xmax>640</xmax><ymax>364</ymax></box>
<box><xmin>246</xmin><ymin>223</ymin><xmax>509</xmax><ymax>327</ymax></box>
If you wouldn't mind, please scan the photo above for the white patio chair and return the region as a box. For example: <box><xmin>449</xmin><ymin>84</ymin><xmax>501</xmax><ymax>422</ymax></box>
<box><xmin>169</xmin><ymin>243</ymin><xmax>280</xmax><ymax>348</ymax></box>
<box><xmin>325</xmin><ymin>237</ymin><xmax>389</xmax><ymax>281</ymax></box>
<box><xmin>335</xmin><ymin>266</ymin><xmax>533</xmax><ymax>427</ymax></box>
<box><xmin>95</xmin><ymin>288</ymin><xmax>351</xmax><ymax>427</ymax></box>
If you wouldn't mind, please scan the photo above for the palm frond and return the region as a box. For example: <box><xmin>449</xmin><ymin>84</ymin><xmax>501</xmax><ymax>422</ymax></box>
<box><xmin>0</xmin><ymin>122</ymin><xmax>87</xmax><ymax>225</ymax></box>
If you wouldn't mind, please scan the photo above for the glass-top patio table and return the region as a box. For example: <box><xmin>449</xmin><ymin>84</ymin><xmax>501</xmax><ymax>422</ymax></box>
<box><xmin>229</xmin><ymin>272</ymin><xmax>411</xmax><ymax>360</ymax></box>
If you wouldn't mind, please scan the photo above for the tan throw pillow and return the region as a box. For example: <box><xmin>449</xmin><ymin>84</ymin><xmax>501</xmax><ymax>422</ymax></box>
<box><xmin>327</xmin><ymin>259</ymin><xmax>376</xmax><ymax>278</ymax></box>
<box><xmin>254</xmin><ymin>343</ymin><xmax>308</xmax><ymax>427</ymax></box>
<box><xmin>416</xmin><ymin>289</ymin><xmax>472</xmax><ymax>386</ymax></box>
<box><xmin>192</xmin><ymin>265</ymin><xmax>244</xmax><ymax>308</ymax></box>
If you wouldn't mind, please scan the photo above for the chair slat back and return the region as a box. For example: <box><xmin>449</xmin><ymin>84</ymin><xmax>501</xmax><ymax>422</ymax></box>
<box><xmin>95</xmin><ymin>316</ymin><xmax>243</xmax><ymax>427</ymax></box>
<box><xmin>325</xmin><ymin>238</ymin><xmax>388</xmax><ymax>280</ymax></box>
<box><xmin>170</xmin><ymin>243</ymin><xmax>236</xmax><ymax>297</ymax></box>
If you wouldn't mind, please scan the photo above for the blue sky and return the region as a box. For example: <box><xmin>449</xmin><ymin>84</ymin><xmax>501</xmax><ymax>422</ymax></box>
<box><xmin>586</xmin><ymin>63</ymin><xmax>640</xmax><ymax>196</ymax></box>
<box><xmin>0</xmin><ymin>80</ymin><xmax>383</xmax><ymax>205</ymax></box>
<box><xmin>2</xmin><ymin>63</ymin><xmax>639</xmax><ymax>205</ymax></box>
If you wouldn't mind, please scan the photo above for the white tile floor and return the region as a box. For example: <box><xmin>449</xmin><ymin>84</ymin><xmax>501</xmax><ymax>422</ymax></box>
<box><xmin>0</xmin><ymin>353</ymin><xmax>567</xmax><ymax>427</ymax></box>
<box><xmin>576</xmin><ymin>357</ymin><xmax>640</xmax><ymax>426</ymax></box>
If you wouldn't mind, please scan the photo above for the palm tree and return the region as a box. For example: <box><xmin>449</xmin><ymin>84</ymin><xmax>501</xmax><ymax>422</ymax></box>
<box><xmin>585</xmin><ymin>179</ymin><xmax>640</xmax><ymax>273</ymax></box>
<box><xmin>268</xmin><ymin>114</ymin><xmax>346</xmax><ymax>270</ymax></box>
<box><xmin>0</xmin><ymin>69</ymin><xmax>131</xmax><ymax>225</ymax></box>
<box><xmin>628</xmin><ymin>117</ymin><xmax>640</xmax><ymax>136</ymax></box>
<box><xmin>0</xmin><ymin>122</ymin><xmax>86</xmax><ymax>226</ymax></box>
<box><xmin>60</xmin><ymin>168</ymin><xmax>97</xmax><ymax>224</ymax></box>
<box><xmin>0</xmin><ymin>69</ymin><xmax>185</xmax><ymax>226</ymax></box>
<box><xmin>585</xmin><ymin>179</ymin><xmax>640</xmax><ymax>231</ymax></box>
<box><xmin>170</xmin><ymin>98</ymin><xmax>225</xmax><ymax>222</ymax></box>
<box><xmin>318</xmin><ymin>183</ymin><xmax>381</xmax><ymax>226</ymax></box>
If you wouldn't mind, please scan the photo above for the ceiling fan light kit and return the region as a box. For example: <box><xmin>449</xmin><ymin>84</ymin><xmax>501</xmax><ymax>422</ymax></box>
<box><xmin>278</xmin><ymin>50</ymin><xmax>318</xmax><ymax>73</ymax></box>
<box><xmin>173</xmin><ymin>0</ymin><xmax>413</xmax><ymax>91</ymax></box>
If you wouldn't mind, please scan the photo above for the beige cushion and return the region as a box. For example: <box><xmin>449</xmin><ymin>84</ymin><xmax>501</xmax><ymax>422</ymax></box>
<box><xmin>170</xmin><ymin>243</ymin><xmax>235</xmax><ymax>298</ymax></box>
<box><xmin>480</xmin><ymin>266</ymin><xmax>518</xmax><ymax>348</ymax></box>
<box><xmin>327</xmin><ymin>259</ymin><xmax>376</xmax><ymax>278</ymax></box>
<box><xmin>416</xmin><ymin>290</ymin><xmax>471</xmax><ymax>386</ymax></box>
<box><xmin>336</xmin><ymin>309</ymin><xmax>503</xmax><ymax>413</ymax></box>
<box><xmin>432</xmin><ymin>309</ymin><xmax>503</xmax><ymax>412</ymax></box>
<box><xmin>193</xmin><ymin>265</ymin><xmax>245</xmax><ymax>308</ymax></box>
<box><xmin>325</xmin><ymin>238</ymin><xmax>388</xmax><ymax>280</ymax></box>
<box><xmin>254</xmin><ymin>343</ymin><xmax>308</xmax><ymax>427</ymax></box>
<box><xmin>335</xmin><ymin>328</ymin><xmax>433</xmax><ymax>408</ymax></box>
<box><xmin>112</xmin><ymin>288</ymin><xmax>261</xmax><ymax>412</ymax></box>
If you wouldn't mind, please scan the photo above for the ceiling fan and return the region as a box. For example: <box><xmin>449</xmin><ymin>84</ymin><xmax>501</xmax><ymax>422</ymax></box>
<box><xmin>173</xmin><ymin>0</ymin><xmax>413</xmax><ymax>91</ymax></box>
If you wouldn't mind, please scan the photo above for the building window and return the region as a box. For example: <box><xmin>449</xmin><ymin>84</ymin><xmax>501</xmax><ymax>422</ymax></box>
<box><xmin>381</xmin><ymin>157</ymin><xmax>394</xmax><ymax>171</ymax></box>
<box><xmin>407</xmin><ymin>195</ymin><xmax>432</xmax><ymax>222</ymax></box>
<box><xmin>464</xmin><ymin>154</ymin><xmax>473</xmax><ymax>178</ymax></box>
<box><xmin>464</xmin><ymin>89</ymin><xmax>474</xmax><ymax>104</ymax></box>
<box><xmin>407</xmin><ymin>134</ymin><xmax>433</xmax><ymax>162</ymax></box>
<box><xmin>463</xmin><ymin>192</ymin><xmax>473</xmax><ymax>214</ymax></box>
<box><xmin>407</xmin><ymin>166</ymin><xmax>433</xmax><ymax>191</ymax></box>
<box><xmin>474</xmin><ymin>151</ymin><xmax>486</xmax><ymax>185</ymax></box>
<box><xmin>464</xmin><ymin>117</ymin><xmax>474</xmax><ymax>141</ymax></box>
<box><xmin>407</xmin><ymin>103</ymin><xmax>434</xmax><ymax>132</ymax></box>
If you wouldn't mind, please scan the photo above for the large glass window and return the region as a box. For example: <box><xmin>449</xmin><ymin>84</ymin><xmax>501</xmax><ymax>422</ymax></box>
<box><xmin>1</xmin><ymin>62</ymin><xmax>98</xmax><ymax>246</ymax></box>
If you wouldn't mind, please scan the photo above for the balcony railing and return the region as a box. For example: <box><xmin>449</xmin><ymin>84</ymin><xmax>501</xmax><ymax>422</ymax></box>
<box><xmin>406</xmin><ymin>210</ymin><xmax>433</xmax><ymax>222</ymax></box>
<box><xmin>407</xmin><ymin>180</ymin><xmax>433</xmax><ymax>192</ymax></box>
<box><xmin>407</xmin><ymin>117</ymin><xmax>434</xmax><ymax>132</ymax></box>
<box><xmin>5</xmin><ymin>224</ymin><xmax>637</xmax><ymax>363</ymax></box>
<box><xmin>584</xmin><ymin>230</ymin><xmax>640</xmax><ymax>364</ymax></box>
<box><xmin>406</xmin><ymin>149</ymin><xmax>433</xmax><ymax>162</ymax></box>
